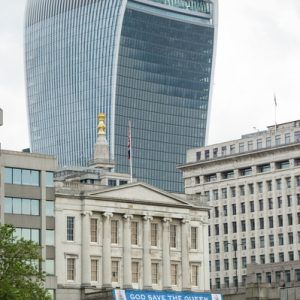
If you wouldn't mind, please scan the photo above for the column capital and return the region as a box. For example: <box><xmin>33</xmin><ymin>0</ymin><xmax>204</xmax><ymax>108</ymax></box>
<box><xmin>181</xmin><ymin>218</ymin><xmax>190</xmax><ymax>224</ymax></box>
<box><xmin>143</xmin><ymin>215</ymin><xmax>153</xmax><ymax>222</ymax></box>
<box><xmin>163</xmin><ymin>217</ymin><xmax>172</xmax><ymax>223</ymax></box>
<box><xmin>103</xmin><ymin>212</ymin><xmax>113</xmax><ymax>219</ymax></box>
<box><xmin>81</xmin><ymin>211</ymin><xmax>92</xmax><ymax>217</ymax></box>
<box><xmin>123</xmin><ymin>214</ymin><xmax>133</xmax><ymax>221</ymax></box>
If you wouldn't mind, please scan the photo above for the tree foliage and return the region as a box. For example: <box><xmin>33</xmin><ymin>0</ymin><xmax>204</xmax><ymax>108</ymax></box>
<box><xmin>0</xmin><ymin>224</ymin><xmax>51</xmax><ymax>300</ymax></box>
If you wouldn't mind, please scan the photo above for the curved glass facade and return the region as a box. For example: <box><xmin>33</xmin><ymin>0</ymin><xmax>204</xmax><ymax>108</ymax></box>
<box><xmin>25</xmin><ymin>0</ymin><xmax>217</xmax><ymax>192</ymax></box>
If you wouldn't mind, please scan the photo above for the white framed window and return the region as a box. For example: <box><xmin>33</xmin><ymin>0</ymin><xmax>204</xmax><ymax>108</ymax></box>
<box><xmin>91</xmin><ymin>259</ymin><xmax>99</xmax><ymax>282</ymax></box>
<box><xmin>132</xmin><ymin>262</ymin><xmax>139</xmax><ymax>283</ymax></box>
<box><xmin>171</xmin><ymin>264</ymin><xmax>178</xmax><ymax>285</ymax></box>
<box><xmin>170</xmin><ymin>224</ymin><xmax>177</xmax><ymax>248</ymax></box>
<box><xmin>67</xmin><ymin>257</ymin><xmax>76</xmax><ymax>281</ymax></box>
<box><xmin>111</xmin><ymin>220</ymin><xmax>118</xmax><ymax>244</ymax></box>
<box><xmin>67</xmin><ymin>216</ymin><xmax>75</xmax><ymax>241</ymax></box>
<box><xmin>90</xmin><ymin>218</ymin><xmax>98</xmax><ymax>243</ymax></box>
<box><xmin>151</xmin><ymin>223</ymin><xmax>158</xmax><ymax>246</ymax></box>
<box><xmin>131</xmin><ymin>221</ymin><xmax>138</xmax><ymax>245</ymax></box>
<box><xmin>191</xmin><ymin>265</ymin><xmax>199</xmax><ymax>286</ymax></box>
<box><xmin>191</xmin><ymin>227</ymin><xmax>198</xmax><ymax>249</ymax></box>
<box><xmin>151</xmin><ymin>263</ymin><xmax>159</xmax><ymax>284</ymax></box>
<box><xmin>112</xmin><ymin>260</ymin><xmax>119</xmax><ymax>282</ymax></box>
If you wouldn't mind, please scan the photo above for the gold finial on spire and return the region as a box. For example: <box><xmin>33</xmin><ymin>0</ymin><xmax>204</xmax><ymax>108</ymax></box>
<box><xmin>97</xmin><ymin>113</ymin><xmax>106</xmax><ymax>135</ymax></box>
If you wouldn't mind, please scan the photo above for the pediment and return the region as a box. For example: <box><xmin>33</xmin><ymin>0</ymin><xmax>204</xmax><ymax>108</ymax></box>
<box><xmin>88</xmin><ymin>182</ymin><xmax>190</xmax><ymax>206</ymax></box>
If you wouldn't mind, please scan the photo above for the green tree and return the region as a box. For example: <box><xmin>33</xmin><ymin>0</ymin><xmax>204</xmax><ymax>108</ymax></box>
<box><xmin>0</xmin><ymin>224</ymin><xmax>51</xmax><ymax>300</ymax></box>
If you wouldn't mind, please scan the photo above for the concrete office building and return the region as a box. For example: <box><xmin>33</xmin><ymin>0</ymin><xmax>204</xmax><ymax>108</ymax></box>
<box><xmin>54</xmin><ymin>114</ymin><xmax>211</xmax><ymax>300</ymax></box>
<box><xmin>0</xmin><ymin>149</ymin><xmax>58</xmax><ymax>297</ymax></box>
<box><xmin>178</xmin><ymin>120</ymin><xmax>300</xmax><ymax>294</ymax></box>
<box><xmin>24</xmin><ymin>0</ymin><xmax>218</xmax><ymax>192</ymax></box>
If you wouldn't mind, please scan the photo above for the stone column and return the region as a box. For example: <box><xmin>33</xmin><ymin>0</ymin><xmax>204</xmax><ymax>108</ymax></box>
<box><xmin>81</xmin><ymin>211</ymin><xmax>92</xmax><ymax>286</ymax></box>
<box><xmin>181</xmin><ymin>219</ymin><xmax>190</xmax><ymax>290</ymax></box>
<box><xmin>102</xmin><ymin>212</ymin><xmax>113</xmax><ymax>288</ymax></box>
<box><xmin>162</xmin><ymin>218</ymin><xmax>172</xmax><ymax>290</ymax></box>
<box><xmin>143</xmin><ymin>215</ymin><xmax>153</xmax><ymax>289</ymax></box>
<box><xmin>123</xmin><ymin>214</ymin><xmax>133</xmax><ymax>288</ymax></box>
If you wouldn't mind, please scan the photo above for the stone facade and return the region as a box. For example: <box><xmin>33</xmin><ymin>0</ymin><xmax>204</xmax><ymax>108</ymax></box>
<box><xmin>55</xmin><ymin>180</ymin><xmax>210</xmax><ymax>300</ymax></box>
<box><xmin>178</xmin><ymin>120</ymin><xmax>300</xmax><ymax>294</ymax></box>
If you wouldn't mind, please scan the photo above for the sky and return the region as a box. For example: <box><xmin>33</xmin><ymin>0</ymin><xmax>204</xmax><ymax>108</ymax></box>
<box><xmin>0</xmin><ymin>0</ymin><xmax>300</xmax><ymax>151</ymax></box>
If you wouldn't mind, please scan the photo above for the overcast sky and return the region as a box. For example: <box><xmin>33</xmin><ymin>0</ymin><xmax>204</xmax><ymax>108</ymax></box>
<box><xmin>0</xmin><ymin>0</ymin><xmax>300</xmax><ymax>151</ymax></box>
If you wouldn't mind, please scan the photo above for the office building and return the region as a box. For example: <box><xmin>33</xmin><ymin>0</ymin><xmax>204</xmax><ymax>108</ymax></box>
<box><xmin>178</xmin><ymin>120</ymin><xmax>300</xmax><ymax>293</ymax></box>
<box><xmin>24</xmin><ymin>0</ymin><xmax>218</xmax><ymax>192</ymax></box>
<box><xmin>0</xmin><ymin>149</ymin><xmax>58</xmax><ymax>297</ymax></box>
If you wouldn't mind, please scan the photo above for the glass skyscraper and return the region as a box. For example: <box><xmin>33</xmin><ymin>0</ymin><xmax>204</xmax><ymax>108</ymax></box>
<box><xmin>25</xmin><ymin>0</ymin><xmax>218</xmax><ymax>192</ymax></box>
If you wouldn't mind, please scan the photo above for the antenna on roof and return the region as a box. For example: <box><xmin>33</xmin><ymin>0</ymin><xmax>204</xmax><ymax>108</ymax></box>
<box><xmin>274</xmin><ymin>94</ymin><xmax>278</xmax><ymax>133</ymax></box>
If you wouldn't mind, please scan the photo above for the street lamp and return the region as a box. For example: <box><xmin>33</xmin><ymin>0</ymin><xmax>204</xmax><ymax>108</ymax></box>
<box><xmin>226</xmin><ymin>241</ymin><xmax>245</xmax><ymax>293</ymax></box>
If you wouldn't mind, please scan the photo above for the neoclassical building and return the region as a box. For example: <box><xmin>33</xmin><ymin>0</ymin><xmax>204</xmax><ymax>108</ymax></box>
<box><xmin>55</xmin><ymin>114</ymin><xmax>211</xmax><ymax>299</ymax></box>
<box><xmin>55</xmin><ymin>180</ymin><xmax>210</xmax><ymax>299</ymax></box>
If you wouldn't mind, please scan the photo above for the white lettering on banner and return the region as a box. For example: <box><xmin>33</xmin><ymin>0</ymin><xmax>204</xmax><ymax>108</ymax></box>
<box><xmin>184</xmin><ymin>297</ymin><xmax>209</xmax><ymax>300</ymax></box>
<box><xmin>130</xmin><ymin>294</ymin><xmax>146</xmax><ymax>300</ymax></box>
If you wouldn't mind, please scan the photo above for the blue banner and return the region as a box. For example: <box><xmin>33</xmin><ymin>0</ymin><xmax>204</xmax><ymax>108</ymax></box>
<box><xmin>113</xmin><ymin>289</ymin><xmax>223</xmax><ymax>300</ymax></box>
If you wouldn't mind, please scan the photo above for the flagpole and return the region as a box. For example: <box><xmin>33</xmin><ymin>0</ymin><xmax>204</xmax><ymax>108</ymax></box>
<box><xmin>128</xmin><ymin>120</ymin><xmax>133</xmax><ymax>183</ymax></box>
<box><xmin>274</xmin><ymin>94</ymin><xmax>277</xmax><ymax>133</ymax></box>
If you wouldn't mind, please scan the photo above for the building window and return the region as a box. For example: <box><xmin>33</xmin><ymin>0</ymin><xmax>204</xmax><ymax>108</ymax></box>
<box><xmin>112</xmin><ymin>261</ymin><xmax>119</xmax><ymax>282</ymax></box>
<box><xmin>259</xmin><ymin>218</ymin><xmax>264</xmax><ymax>229</ymax></box>
<box><xmin>232</xmin><ymin>222</ymin><xmax>237</xmax><ymax>233</ymax></box>
<box><xmin>278</xmin><ymin>215</ymin><xmax>283</xmax><ymax>227</ymax></box>
<box><xmin>191</xmin><ymin>227</ymin><xmax>198</xmax><ymax>249</ymax></box>
<box><xmin>108</xmin><ymin>179</ymin><xmax>117</xmax><ymax>186</ymax></box>
<box><xmin>277</xmin><ymin>196</ymin><xmax>282</xmax><ymax>208</ymax></box>
<box><xmin>171</xmin><ymin>264</ymin><xmax>178</xmax><ymax>285</ymax></box>
<box><xmin>278</xmin><ymin>233</ymin><xmax>284</xmax><ymax>245</ymax></box>
<box><xmin>230</xmin><ymin>144</ymin><xmax>235</xmax><ymax>154</ymax></box>
<box><xmin>46</xmin><ymin>172</ymin><xmax>54</xmax><ymax>187</ymax></box>
<box><xmin>269</xmin><ymin>234</ymin><xmax>274</xmax><ymax>247</ymax></box>
<box><xmin>90</xmin><ymin>219</ymin><xmax>98</xmax><ymax>243</ymax></box>
<box><xmin>221</xmin><ymin>146</ymin><xmax>227</xmax><ymax>156</ymax></box>
<box><xmin>91</xmin><ymin>259</ymin><xmax>98</xmax><ymax>282</ymax></box>
<box><xmin>230</xmin><ymin>187</ymin><xmax>236</xmax><ymax>197</ymax></box>
<box><xmin>131</xmin><ymin>221</ymin><xmax>138</xmax><ymax>245</ymax></box>
<box><xmin>242</xmin><ymin>257</ymin><xmax>247</xmax><ymax>269</ymax></box>
<box><xmin>215</xmin><ymin>260</ymin><xmax>220</xmax><ymax>271</ymax></box>
<box><xmin>288</xmin><ymin>214</ymin><xmax>293</xmax><ymax>226</ymax></box>
<box><xmin>275</xmin><ymin>135</ymin><xmax>281</xmax><ymax>145</ymax></box>
<box><xmin>250</xmin><ymin>237</ymin><xmax>256</xmax><ymax>249</ymax></box>
<box><xmin>223</xmin><ymin>205</ymin><xmax>228</xmax><ymax>216</ymax></box>
<box><xmin>170</xmin><ymin>225</ymin><xmax>177</xmax><ymax>248</ymax></box>
<box><xmin>276</xmin><ymin>179</ymin><xmax>282</xmax><ymax>190</ymax></box>
<box><xmin>250</xmin><ymin>219</ymin><xmax>255</xmax><ymax>230</ymax></box>
<box><xmin>224</xmin><ymin>259</ymin><xmax>229</xmax><ymax>270</ymax></box>
<box><xmin>259</xmin><ymin>199</ymin><xmax>263</xmax><ymax>211</ymax></box>
<box><xmin>204</xmin><ymin>150</ymin><xmax>210</xmax><ymax>160</ymax></box>
<box><xmin>224</xmin><ymin>241</ymin><xmax>229</xmax><ymax>252</ymax></box>
<box><xmin>266</xmin><ymin>137</ymin><xmax>271</xmax><ymax>147</ymax></box>
<box><xmin>259</xmin><ymin>236</ymin><xmax>265</xmax><ymax>248</ymax></box>
<box><xmin>260</xmin><ymin>255</ymin><xmax>265</xmax><ymax>264</ymax></box>
<box><xmin>196</xmin><ymin>151</ymin><xmax>201</xmax><ymax>161</ymax></box>
<box><xmin>257</xmin><ymin>164</ymin><xmax>271</xmax><ymax>173</ymax></box>
<box><xmin>213</xmin><ymin>189</ymin><xmax>219</xmax><ymax>200</ymax></box>
<box><xmin>250</xmin><ymin>201</ymin><xmax>254</xmax><ymax>213</ymax></box>
<box><xmin>248</xmin><ymin>183</ymin><xmax>254</xmax><ymax>194</ymax></box>
<box><xmin>257</xmin><ymin>139</ymin><xmax>262</xmax><ymax>149</ymax></box>
<box><xmin>4</xmin><ymin>167</ymin><xmax>40</xmax><ymax>186</ymax></box>
<box><xmin>46</xmin><ymin>230</ymin><xmax>55</xmax><ymax>246</ymax></box>
<box><xmin>241</xmin><ymin>220</ymin><xmax>246</xmax><ymax>232</ymax></box>
<box><xmin>221</xmin><ymin>188</ymin><xmax>227</xmax><ymax>199</ymax></box>
<box><xmin>46</xmin><ymin>201</ymin><xmax>54</xmax><ymax>217</ymax></box>
<box><xmin>268</xmin><ymin>198</ymin><xmax>273</xmax><ymax>209</ymax></box>
<box><xmin>224</xmin><ymin>277</ymin><xmax>229</xmax><ymax>288</ymax></box>
<box><xmin>295</xmin><ymin>131</ymin><xmax>300</xmax><ymax>142</ymax></box>
<box><xmin>239</xmin><ymin>185</ymin><xmax>245</xmax><ymax>196</ymax></box>
<box><xmin>248</xmin><ymin>141</ymin><xmax>253</xmax><ymax>151</ymax></box>
<box><xmin>213</xmin><ymin>148</ymin><xmax>218</xmax><ymax>158</ymax></box>
<box><xmin>151</xmin><ymin>263</ymin><xmax>159</xmax><ymax>284</ymax></box>
<box><xmin>4</xmin><ymin>197</ymin><xmax>39</xmax><ymax>216</ymax></box>
<box><xmin>240</xmin><ymin>167</ymin><xmax>252</xmax><ymax>176</ymax></box>
<box><xmin>287</xmin><ymin>195</ymin><xmax>292</xmax><ymax>207</ymax></box>
<box><xmin>46</xmin><ymin>259</ymin><xmax>55</xmax><ymax>275</ymax></box>
<box><xmin>240</xmin><ymin>202</ymin><xmax>245</xmax><ymax>214</ymax></box>
<box><xmin>14</xmin><ymin>228</ymin><xmax>40</xmax><ymax>244</ymax></box>
<box><xmin>232</xmin><ymin>204</ymin><xmax>236</xmax><ymax>215</ymax></box>
<box><xmin>215</xmin><ymin>224</ymin><xmax>219</xmax><ymax>235</ymax></box>
<box><xmin>296</xmin><ymin>176</ymin><xmax>300</xmax><ymax>187</ymax></box>
<box><xmin>279</xmin><ymin>252</ymin><xmax>284</xmax><ymax>262</ymax></box>
<box><xmin>215</xmin><ymin>242</ymin><xmax>220</xmax><ymax>253</ymax></box>
<box><xmin>288</xmin><ymin>232</ymin><xmax>294</xmax><ymax>244</ymax></box>
<box><xmin>223</xmin><ymin>223</ymin><xmax>228</xmax><ymax>234</ymax></box>
<box><xmin>132</xmin><ymin>262</ymin><xmax>139</xmax><ymax>283</ymax></box>
<box><xmin>286</xmin><ymin>177</ymin><xmax>292</xmax><ymax>189</ymax></box>
<box><xmin>67</xmin><ymin>258</ymin><xmax>75</xmax><ymax>281</ymax></box>
<box><xmin>151</xmin><ymin>223</ymin><xmax>158</xmax><ymax>246</ymax></box>
<box><xmin>257</xmin><ymin>182</ymin><xmax>263</xmax><ymax>193</ymax></box>
<box><xmin>191</xmin><ymin>265</ymin><xmax>199</xmax><ymax>286</ymax></box>
<box><xmin>239</xmin><ymin>143</ymin><xmax>244</xmax><ymax>153</ymax></box>
<box><xmin>269</xmin><ymin>253</ymin><xmax>275</xmax><ymax>263</ymax></box>
<box><xmin>67</xmin><ymin>216</ymin><xmax>75</xmax><ymax>241</ymax></box>
<box><xmin>233</xmin><ymin>258</ymin><xmax>237</xmax><ymax>270</ymax></box>
<box><xmin>214</xmin><ymin>207</ymin><xmax>219</xmax><ymax>218</ymax></box>
<box><xmin>267</xmin><ymin>180</ymin><xmax>272</xmax><ymax>191</ymax></box>
<box><xmin>251</xmin><ymin>256</ymin><xmax>256</xmax><ymax>263</ymax></box>
<box><xmin>111</xmin><ymin>220</ymin><xmax>118</xmax><ymax>244</ymax></box>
